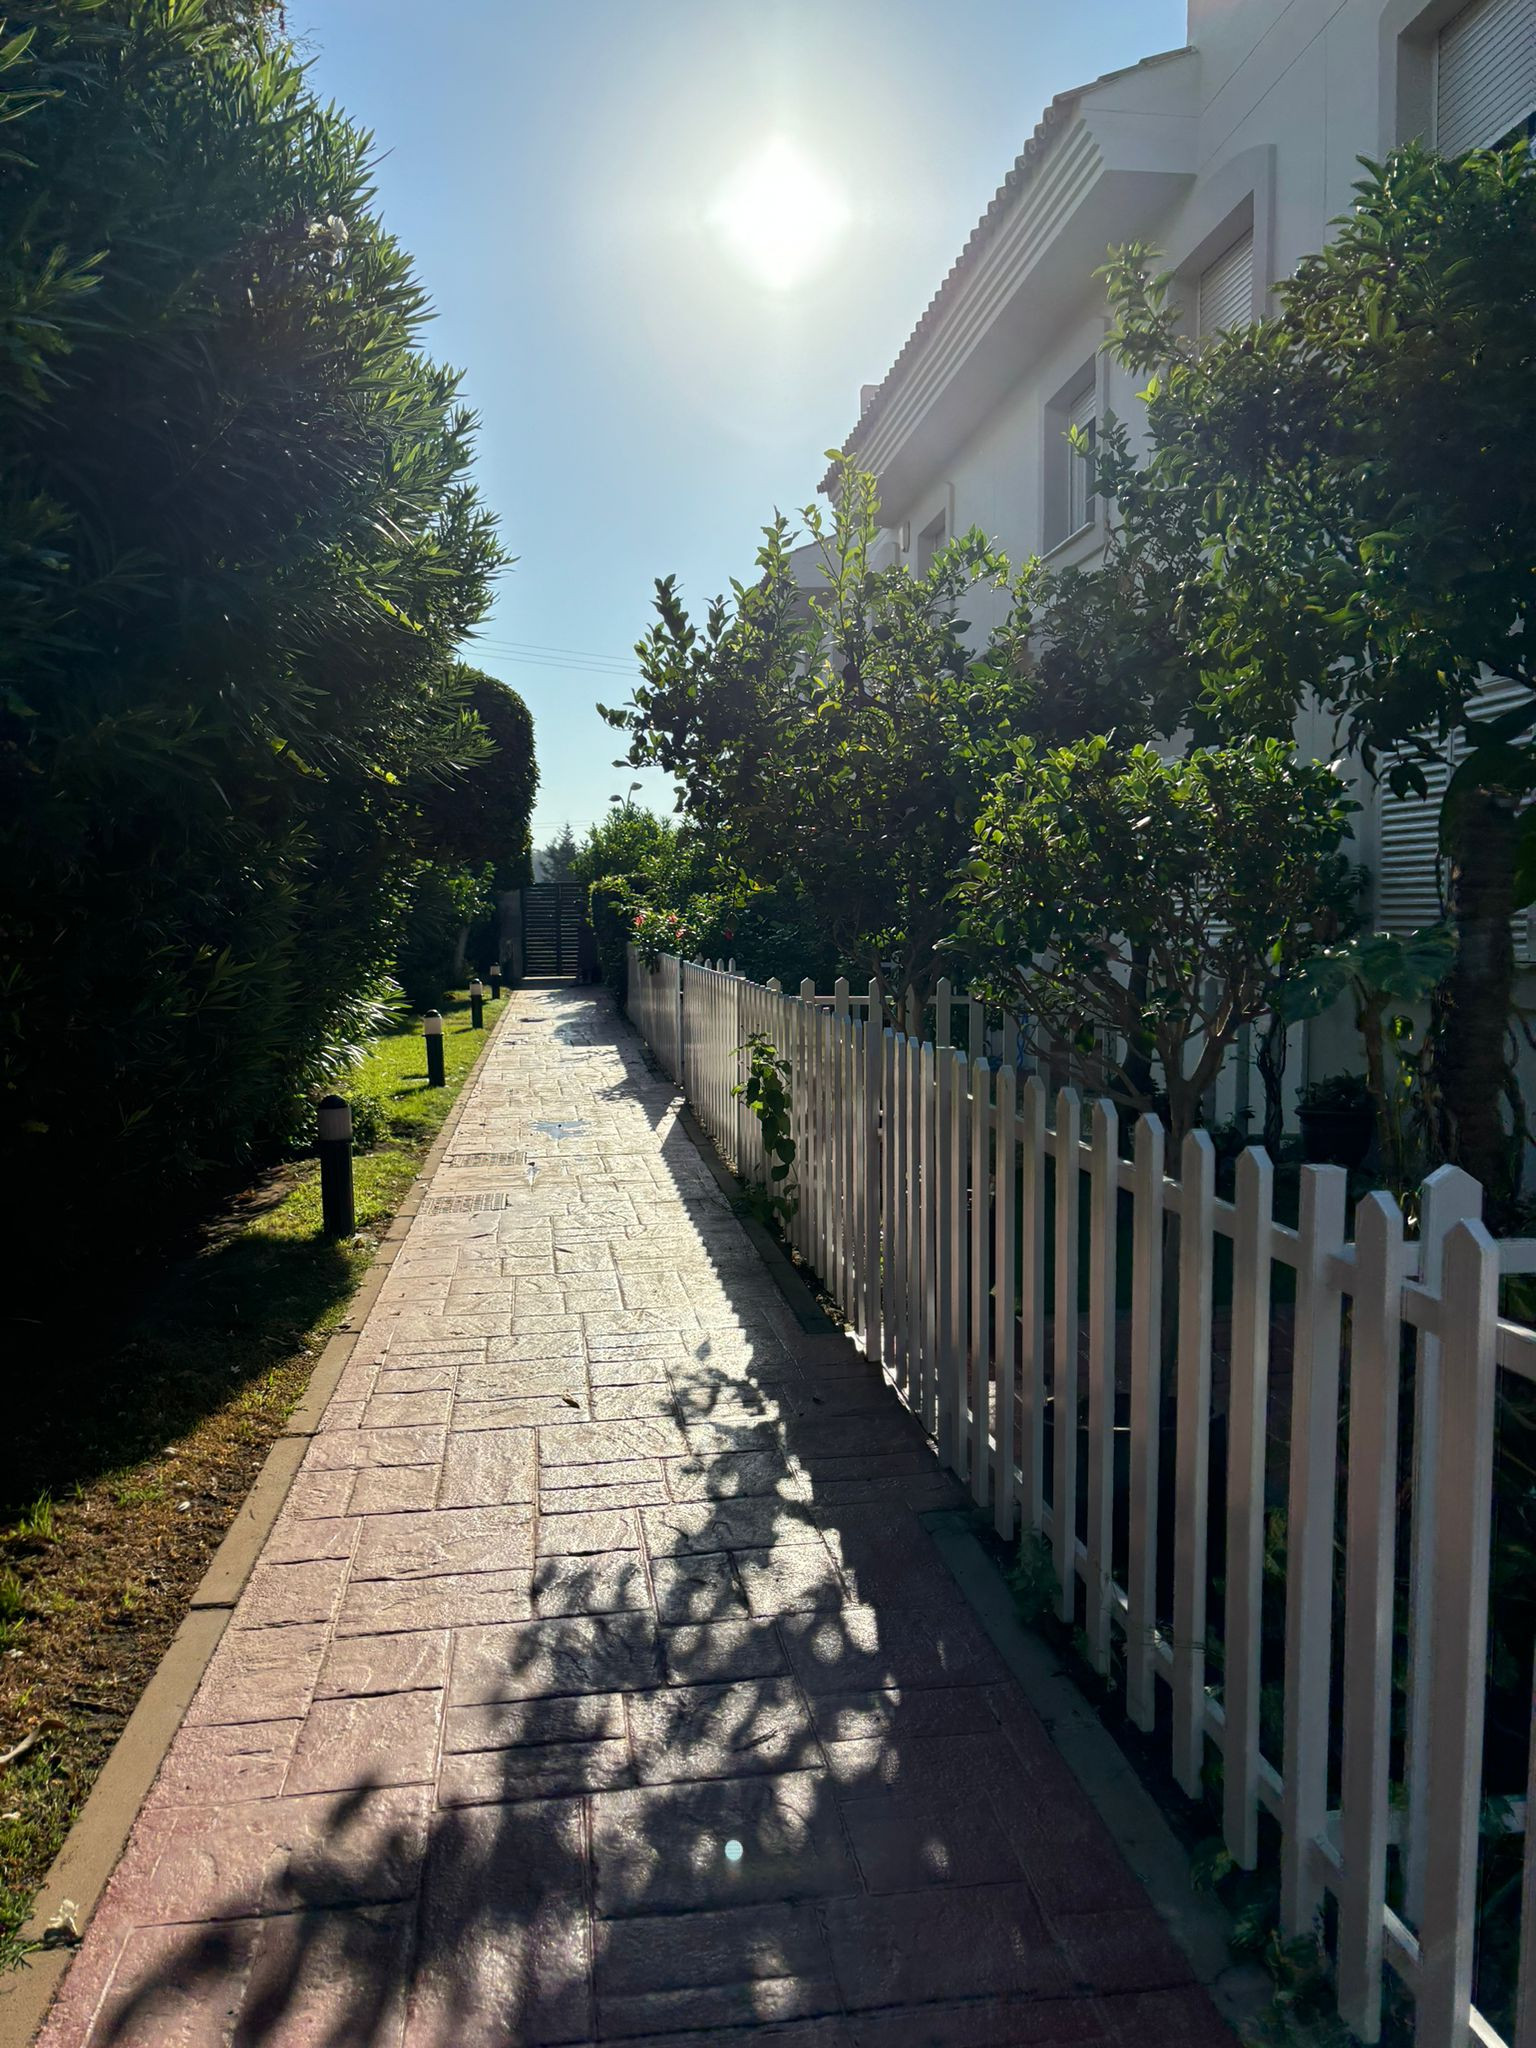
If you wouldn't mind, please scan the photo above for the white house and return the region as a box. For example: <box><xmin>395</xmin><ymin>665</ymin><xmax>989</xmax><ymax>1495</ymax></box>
<box><xmin>821</xmin><ymin>0</ymin><xmax>1536</xmax><ymax>1109</ymax></box>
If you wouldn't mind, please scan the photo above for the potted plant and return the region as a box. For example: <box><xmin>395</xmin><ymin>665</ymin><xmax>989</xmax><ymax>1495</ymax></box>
<box><xmin>1296</xmin><ymin>1071</ymin><xmax>1375</xmax><ymax>1168</ymax></box>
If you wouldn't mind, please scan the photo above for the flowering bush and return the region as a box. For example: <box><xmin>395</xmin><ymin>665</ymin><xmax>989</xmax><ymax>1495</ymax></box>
<box><xmin>632</xmin><ymin>903</ymin><xmax>702</xmax><ymax>968</ymax></box>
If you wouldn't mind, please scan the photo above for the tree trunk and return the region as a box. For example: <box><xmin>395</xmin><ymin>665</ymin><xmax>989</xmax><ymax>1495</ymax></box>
<box><xmin>1257</xmin><ymin>1009</ymin><xmax>1289</xmax><ymax>1156</ymax></box>
<box><xmin>1428</xmin><ymin>789</ymin><xmax>1521</xmax><ymax>1208</ymax></box>
<box><xmin>1122</xmin><ymin>941</ymin><xmax>1156</xmax><ymax>1108</ymax></box>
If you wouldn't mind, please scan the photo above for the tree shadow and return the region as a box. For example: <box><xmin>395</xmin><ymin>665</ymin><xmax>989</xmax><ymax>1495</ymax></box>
<box><xmin>50</xmin><ymin>984</ymin><xmax>1230</xmax><ymax>2048</ymax></box>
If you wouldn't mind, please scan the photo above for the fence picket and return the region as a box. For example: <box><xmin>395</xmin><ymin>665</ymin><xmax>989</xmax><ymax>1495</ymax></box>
<box><xmin>1416</xmin><ymin>1219</ymin><xmax>1498</xmax><ymax>2045</ymax></box>
<box><xmin>948</xmin><ymin>1050</ymin><xmax>972</xmax><ymax>1478</ymax></box>
<box><xmin>1052</xmin><ymin>1087</ymin><xmax>1082</xmax><ymax>1622</ymax></box>
<box><xmin>1338</xmin><ymin>1191</ymin><xmax>1407</xmax><ymax>2040</ymax></box>
<box><xmin>920</xmin><ymin>1038</ymin><xmax>938</xmax><ymax>1437</ymax></box>
<box><xmin>1223</xmin><ymin>1144</ymin><xmax>1274</xmax><ymax>1871</ymax></box>
<box><xmin>971</xmin><ymin>1058</ymin><xmax>992</xmax><ymax>1506</ymax></box>
<box><xmin>936</xmin><ymin>1045</ymin><xmax>959</xmax><ymax>1470</ymax></box>
<box><xmin>864</xmin><ymin>980</ymin><xmax>884</xmax><ymax>1356</ymax></box>
<box><xmin>1403</xmin><ymin>1164</ymin><xmax>1483</xmax><ymax>1927</ymax></box>
<box><xmin>1518</xmin><ymin>1650</ymin><xmax>1536</xmax><ymax>2048</ymax></box>
<box><xmin>1280</xmin><ymin>1164</ymin><xmax>1349</xmax><ymax>1938</ymax></box>
<box><xmin>993</xmin><ymin>1060</ymin><xmax>1017</xmax><ymax>1538</ymax></box>
<box><xmin>1126</xmin><ymin>1114</ymin><xmax>1165</xmax><ymax>1734</ymax></box>
<box><xmin>1173</xmin><ymin>1129</ymin><xmax>1216</xmax><ymax>1796</ymax></box>
<box><xmin>1086</xmin><ymin>1098</ymin><xmax>1118</xmax><ymax>1674</ymax></box>
<box><xmin>1019</xmin><ymin>1076</ymin><xmax>1047</xmax><ymax>1535</ymax></box>
<box><xmin>796</xmin><ymin>981</ymin><xmax>815</xmax><ymax>1265</ymax></box>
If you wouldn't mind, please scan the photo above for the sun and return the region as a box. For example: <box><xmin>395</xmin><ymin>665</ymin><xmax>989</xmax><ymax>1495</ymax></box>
<box><xmin>707</xmin><ymin>136</ymin><xmax>850</xmax><ymax>292</ymax></box>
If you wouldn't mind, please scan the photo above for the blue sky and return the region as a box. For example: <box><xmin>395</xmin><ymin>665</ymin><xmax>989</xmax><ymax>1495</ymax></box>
<box><xmin>293</xmin><ymin>0</ymin><xmax>1187</xmax><ymax>845</ymax></box>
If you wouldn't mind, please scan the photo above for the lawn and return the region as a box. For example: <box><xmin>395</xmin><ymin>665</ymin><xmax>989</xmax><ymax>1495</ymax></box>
<box><xmin>0</xmin><ymin>990</ymin><xmax>495</xmax><ymax>1972</ymax></box>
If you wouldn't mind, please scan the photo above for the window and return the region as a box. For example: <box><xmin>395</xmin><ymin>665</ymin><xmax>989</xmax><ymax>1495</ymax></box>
<box><xmin>915</xmin><ymin>508</ymin><xmax>947</xmax><ymax>575</ymax></box>
<box><xmin>1435</xmin><ymin>0</ymin><xmax>1536</xmax><ymax>154</ymax></box>
<box><xmin>1376</xmin><ymin>680</ymin><xmax>1535</xmax><ymax>960</ymax></box>
<box><xmin>1197</xmin><ymin>230</ymin><xmax>1255</xmax><ymax>338</ymax></box>
<box><xmin>1065</xmin><ymin>382</ymin><xmax>1096</xmax><ymax>538</ymax></box>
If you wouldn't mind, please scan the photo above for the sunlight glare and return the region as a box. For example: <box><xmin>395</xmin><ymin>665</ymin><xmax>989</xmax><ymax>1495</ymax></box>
<box><xmin>707</xmin><ymin>137</ymin><xmax>850</xmax><ymax>292</ymax></box>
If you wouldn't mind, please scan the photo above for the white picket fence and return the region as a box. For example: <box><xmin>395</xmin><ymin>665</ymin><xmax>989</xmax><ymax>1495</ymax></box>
<box><xmin>628</xmin><ymin>945</ymin><xmax>1536</xmax><ymax>2048</ymax></box>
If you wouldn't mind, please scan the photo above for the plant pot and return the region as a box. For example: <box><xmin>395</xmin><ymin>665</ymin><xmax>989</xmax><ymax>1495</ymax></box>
<box><xmin>1297</xmin><ymin>1104</ymin><xmax>1374</xmax><ymax>1169</ymax></box>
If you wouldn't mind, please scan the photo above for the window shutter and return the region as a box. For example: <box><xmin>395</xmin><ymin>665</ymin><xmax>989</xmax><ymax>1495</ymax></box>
<box><xmin>1066</xmin><ymin>384</ymin><xmax>1095</xmax><ymax>534</ymax></box>
<box><xmin>1376</xmin><ymin>763</ymin><xmax>1450</xmax><ymax>934</ymax></box>
<box><xmin>1375</xmin><ymin>680</ymin><xmax>1535</xmax><ymax>960</ymax></box>
<box><xmin>1435</xmin><ymin>0</ymin><xmax>1536</xmax><ymax>156</ymax></box>
<box><xmin>1197</xmin><ymin>231</ymin><xmax>1254</xmax><ymax>337</ymax></box>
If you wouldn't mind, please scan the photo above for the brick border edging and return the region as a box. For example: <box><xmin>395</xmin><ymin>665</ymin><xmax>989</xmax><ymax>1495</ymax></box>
<box><xmin>0</xmin><ymin>999</ymin><xmax>513</xmax><ymax>2048</ymax></box>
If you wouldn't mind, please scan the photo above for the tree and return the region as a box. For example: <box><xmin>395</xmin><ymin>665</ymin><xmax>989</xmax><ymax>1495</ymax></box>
<box><xmin>604</xmin><ymin>459</ymin><xmax>1018</xmax><ymax>991</ymax></box>
<box><xmin>955</xmin><ymin>737</ymin><xmax>1359</xmax><ymax>1147</ymax></box>
<box><xmin>0</xmin><ymin>2</ymin><xmax>504</xmax><ymax>1235</ymax></box>
<box><xmin>418</xmin><ymin>670</ymin><xmax>537</xmax><ymax>890</ymax></box>
<box><xmin>537</xmin><ymin>823</ymin><xmax>580</xmax><ymax>885</ymax></box>
<box><xmin>1103</xmin><ymin>140</ymin><xmax>1536</xmax><ymax>1203</ymax></box>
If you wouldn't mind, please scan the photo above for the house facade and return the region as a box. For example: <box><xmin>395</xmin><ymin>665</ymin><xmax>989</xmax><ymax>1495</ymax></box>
<box><xmin>823</xmin><ymin>0</ymin><xmax>1536</xmax><ymax>1110</ymax></box>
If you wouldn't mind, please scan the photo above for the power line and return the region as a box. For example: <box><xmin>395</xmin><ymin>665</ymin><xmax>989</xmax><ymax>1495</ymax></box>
<box><xmin>463</xmin><ymin>636</ymin><xmax>640</xmax><ymax>679</ymax></box>
<box><xmin>473</xmin><ymin>635</ymin><xmax>639</xmax><ymax>666</ymax></box>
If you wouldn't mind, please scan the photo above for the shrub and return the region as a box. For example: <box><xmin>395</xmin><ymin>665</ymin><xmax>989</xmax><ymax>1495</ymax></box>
<box><xmin>0</xmin><ymin>4</ymin><xmax>504</xmax><ymax>1249</ymax></box>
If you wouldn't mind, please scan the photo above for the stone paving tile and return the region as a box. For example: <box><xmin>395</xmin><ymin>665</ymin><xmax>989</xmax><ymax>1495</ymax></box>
<box><xmin>184</xmin><ymin>1622</ymin><xmax>328</xmax><ymax>1727</ymax></box>
<box><xmin>649</xmin><ymin>1550</ymin><xmax>748</xmax><ymax>1624</ymax></box>
<box><xmin>407</xmin><ymin>1797</ymin><xmax>590</xmax><ymax>2047</ymax></box>
<box><xmin>626</xmin><ymin>1677</ymin><xmax>822</xmax><ymax>1784</ymax></box>
<box><xmin>450</xmin><ymin>1613</ymin><xmax>664</xmax><ymax>1704</ymax></box>
<box><xmin>232</xmin><ymin>1557</ymin><xmax>350</xmax><ymax>1630</ymax></box>
<box><xmin>594</xmin><ymin>1898</ymin><xmax>842</xmax><ymax>2038</ymax></box>
<box><xmin>336</xmin><ymin>1569</ymin><xmax>534</xmax><ymax>1637</ymax></box>
<box><xmin>153</xmin><ymin>1719</ymin><xmax>300</xmax><ymax>1806</ymax></box>
<box><xmin>436</xmin><ymin>1425</ymin><xmax>536</xmax><ymax>1508</ymax></box>
<box><xmin>532</xmin><ymin>1551</ymin><xmax>651</xmax><ymax>1616</ymax></box>
<box><xmin>39</xmin><ymin>986</ymin><xmax>1233</xmax><ymax>2048</ymax></box>
<box><xmin>317</xmin><ymin>1628</ymin><xmax>451</xmax><ymax>1698</ymax></box>
<box><xmin>284</xmin><ymin>1689</ymin><xmax>444</xmax><ymax>1793</ymax></box>
<box><xmin>350</xmin><ymin>1464</ymin><xmax>442</xmax><ymax>1515</ymax></box>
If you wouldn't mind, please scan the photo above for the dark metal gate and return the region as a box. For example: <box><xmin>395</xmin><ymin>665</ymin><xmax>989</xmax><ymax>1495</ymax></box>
<box><xmin>515</xmin><ymin>884</ymin><xmax>586</xmax><ymax>977</ymax></box>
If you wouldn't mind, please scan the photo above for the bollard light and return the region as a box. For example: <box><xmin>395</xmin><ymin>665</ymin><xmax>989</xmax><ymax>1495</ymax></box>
<box><xmin>424</xmin><ymin>1010</ymin><xmax>445</xmax><ymax>1087</ymax></box>
<box><xmin>317</xmin><ymin>1094</ymin><xmax>355</xmax><ymax>1237</ymax></box>
<box><xmin>489</xmin><ymin>963</ymin><xmax>502</xmax><ymax>1002</ymax></box>
<box><xmin>469</xmin><ymin>979</ymin><xmax>485</xmax><ymax>1030</ymax></box>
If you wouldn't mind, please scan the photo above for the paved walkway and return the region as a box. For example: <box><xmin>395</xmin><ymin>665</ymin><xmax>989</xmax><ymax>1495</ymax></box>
<box><xmin>37</xmin><ymin>985</ymin><xmax>1233</xmax><ymax>2047</ymax></box>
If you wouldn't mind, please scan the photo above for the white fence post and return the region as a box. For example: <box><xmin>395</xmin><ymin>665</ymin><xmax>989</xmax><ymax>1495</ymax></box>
<box><xmin>1020</xmin><ymin>1075</ymin><xmax>1048</xmax><ymax>1535</ymax></box>
<box><xmin>993</xmin><ymin>1059</ymin><xmax>1019</xmax><ymax>1540</ymax></box>
<box><xmin>1086</xmin><ymin>1097</ymin><xmax>1119</xmax><ymax>1674</ymax></box>
<box><xmin>1053</xmin><ymin>1086</ymin><xmax>1082</xmax><ymax>1621</ymax></box>
<box><xmin>1337</xmin><ymin>1190</ymin><xmax>1407</xmax><ymax>2040</ymax></box>
<box><xmin>1280</xmin><ymin>1163</ymin><xmax>1349</xmax><ymax>1939</ymax></box>
<box><xmin>864</xmin><ymin>979</ymin><xmax>884</xmax><ymax>1360</ymax></box>
<box><xmin>1126</xmin><ymin>1113</ymin><xmax>1166</xmax><ymax>1734</ymax></box>
<box><xmin>1173</xmin><ymin>1127</ymin><xmax>1216</xmax><ymax>1797</ymax></box>
<box><xmin>935</xmin><ymin>1044</ymin><xmax>958</xmax><ymax>1469</ymax></box>
<box><xmin>1403</xmin><ymin>1163</ymin><xmax>1483</xmax><ymax>1928</ymax></box>
<box><xmin>948</xmin><ymin>1049</ymin><xmax>971</xmax><ymax>1479</ymax></box>
<box><xmin>1224</xmin><ymin>1143</ymin><xmax>1274</xmax><ymax>1869</ymax></box>
<box><xmin>920</xmin><ymin>1037</ymin><xmax>938</xmax><ymax>1438</ymax></box>
<box><xmin>1417</xmin><ymin>1218</ymin><xmax>1498</xmax><ymax>2046</ymax></box>
<box><xmin>970</xmin><ymin>1058</ymin><xmax>992</xmax><ymax>1507</ymax></box>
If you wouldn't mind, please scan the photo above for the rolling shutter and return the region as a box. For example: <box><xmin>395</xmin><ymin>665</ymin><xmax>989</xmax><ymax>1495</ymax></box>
<box><xmin>1198</xmin><ymin>231</ymin><xmax>1254</xmax><ymax>337</ymax></box>
<box><xmin>1435</xmin><ymin>0</ymin><xmax>1536</xmax><ymax>156</ymax></box>
<box><xmin>1375</xmin><ymin>681</ymin><xmax>1535</xmax><ymax>960</ymax></box>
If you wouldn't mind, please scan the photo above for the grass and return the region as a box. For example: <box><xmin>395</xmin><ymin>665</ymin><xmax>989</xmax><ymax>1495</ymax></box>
<box><xmin>0</xmin><ymin>989</ymin><xmax>494</xmax><ymax>1973</ymax></box>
